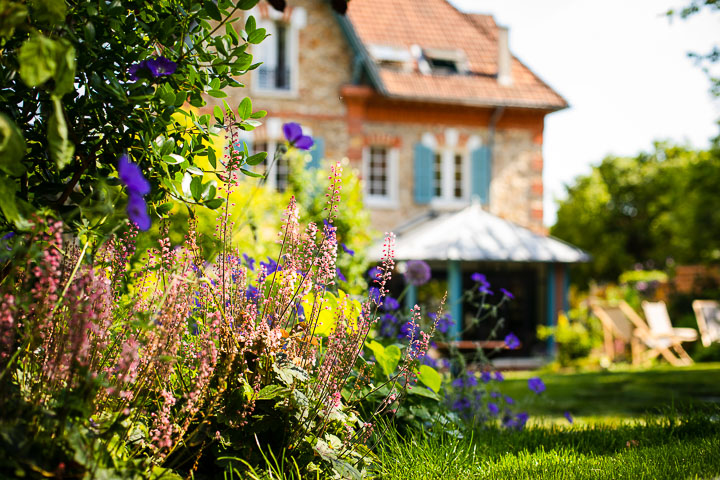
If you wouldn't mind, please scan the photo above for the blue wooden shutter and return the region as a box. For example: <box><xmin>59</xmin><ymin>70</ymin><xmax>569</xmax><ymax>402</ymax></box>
<box><xmin>308</xmin><ymin>137</ymin><xmax>324</xmax><ymax>169</ymax></box>
<box><xmin>413</xmin><ymin>143</ymin><xmax>433</xmax><ymax>204</ymax></box>
<box><xmin>471</xmin><ymin>145</ymin><xmax>491</xmax><ymax>205</ymax></box>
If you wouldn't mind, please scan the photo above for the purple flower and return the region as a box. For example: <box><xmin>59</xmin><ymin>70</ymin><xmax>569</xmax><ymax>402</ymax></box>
<box><xmin>246</xmin><ymin>285</ymin><xmax>259</xmax><ymax>301</ymax></box>
<box><xmin>528</xmin><ymin>377</ymin><xmax>545</xmax><ymax>394</ymax></box>
<box><xmin>127</xmin><ymin>193</ymin><xmax>151</xmax><ymax>231</ymax></box>
<box><xmin>480</xmin><ymin>371</ymin><xmax>492</xmax><ymax>383</ymax></box>
<box><xmin>504</xmin><ymin>395</ymin><xmax>514</xmax><ymax>405</ymax></box>
<box><xmin>398</xmin><ymin>321</ymin><xmax>419</xmax><ymax>340</ymax></box>
<box><xmin>500</xmin><ymin>288</ymin><xmax>514</xmax><ymax>299</ymax></box>
<box><xmin>118</xmin><ymin>154</ymin><xmax>150</xmax><ymax>196</ymax></box>
<box><xmin>381</xmin><ymin>296</ymin><xmax>399</xmax><ymax>312</ymax></box>
<box><xmin>243</xmin><ymin>253</ymin><xmax>255</xmax><ymax>271</ymax></box>
<box><xmin>368</xmin><ymin>267</ymin><xmax>382</xmax><ymax>282</ymax></box>
<box><xmin>490</xmin><ymin>391</ymin><xmax>501</xmax><ymax>398</ymax></box>
<box><xmin>452</xmin><ymin>396</ymin><xmax>471</xmax><ymax>412</ymax></box>
<box><xmin>404</xmin><ymin>260</ymin><xmax>431</xmax><ymax>286</ymax></box>
<box><xmin>465</xmin><ymin>375</ymin><xmax>478</xmax><ymax>387</ymax></box>
<box><xmin>340</xmin><ymin>243</ymin><xmax>354</xmax><ymax>256</ymax></box>
<box><xmin>260</xmin><ymin>257</ymin><xmax>278</xmax><ymax>274</ymax></box>
<box><xmin>430</xmin><ymin>313</ymin><xmax>454</xmax><ymax>334</ymax></box>
<box><xmin>494</xmin><ymin>371</ymin><xmax>504</xmax><ymax>382</ymax></box>
<box><xmin>487</xmin><ymin>402</ymin><xmax>499</xmax><ymax>416</ymax></box>
<box><xmin>451</xmin><ymin>377</ymin><xmax>464</xmax><ymax>388</ymax></box>
<box><xmin>471</xmin><ymin>272</ymin><xmax>487</xmax><ymax>284</ymax></box>
<box><xmin>128</xmin><ymin>56</ymin><xmax>177</xmax><ymax>81</ymax></box>
<box><xmin>564</xmin><ymin>411</ymin><xmax>574</xmax><ymax>424</ymax></box>
<box><xmin>479</xmin><ymin>285</ymin><xmax>494</xmax><ymax>295</ymax></box>
<box><xmin>369</xmin><ymin>287</ymin><xmax>381</xmax><ymax>302</ymax></box>
<box><xmin>283</xmin><ymin>122</ymin><xmax>314</xmax><ymax>150</ymax></box>
<box><xmin>421</xmin><ymin>354</ymin><xmax>437</xmax><ymax>368</ymax></box>
<box><xmin>336</xmin><ymin>267</ymin><xmax>346</xmax><ymax>282</ymax></box>
<box><xmin>504</xmin><ymin>332</ymin><xmax>521</xmax><ymax>350</ymax></box>
<box><xmin>516</xmin><ymin>412</ymin><xmax>529</xmax><ymax>429</ymax></box>
<box><xmin>146</xmin><ymin>56</ymin><xmax>177</xmax><ymax>77</ymax></box>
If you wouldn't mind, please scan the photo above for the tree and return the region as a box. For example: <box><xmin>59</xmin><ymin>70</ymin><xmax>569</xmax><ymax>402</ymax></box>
<box><xmin>551</xmin><ymin>142</ymin><xmax>720</xmax><ymax>285</ymax></box>
<box><xmin>0</xmin><ymin>0</ymin><xmax>267</xmax><ymax>236</ymax></box>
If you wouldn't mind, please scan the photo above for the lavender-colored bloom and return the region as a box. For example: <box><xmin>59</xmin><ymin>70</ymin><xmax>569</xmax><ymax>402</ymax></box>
<box><xmin>490</xmin><ymin>391</ymin><xmax>501</xmax><ymax>398</ymax></box>
<box><xmin>336</xmin><ymin>267</ymin><xmax>346</xmax><ymax>282</ymax></box>
<box><xmin>246</xmin><ymin>285</ymin><xmax>259</xmax><ymax>301</ymax></box>
<box><xmin>471</xmin><ymin>272</ymin><xmax>487</xmax><ymax>284</ymax></box>
<box><xmin>368</xmin><ymin>267</ymin><xmax>382</xmax><ymax>282</ymax></box>
<box><xmin>127</xmin><ymin>193</ymin><xmax>151</xmax><ymax>231</ymax></box>
<box><xmin>487</xmin><ymin>402</ymin><xmax>499</xmax><ymax>416</ymax></box>
<box><xmin>564</xmin><ymin>411</ymin><xmax>574</xmax><ymax>424</ymax></box>
<box><xmin>369</xmin><ymin>286</ymin><xmax>381</xmax><ymax>302</ymax></box>
<box><xmin>479</xmin><ymin>285</ymin><xmax>494</xmax><ymax>295</ymax></box>
<box><xmin>118</xmin><ymin>154</ymin><xmax>150</xmax><ymax>196</ymax></box>
<box><xmin>260</xmin><ymin>257</ymin><xmax>278</xmax><ymax>274</ymax></box>
<box><xmin>528</xmin><ymin>377</ymin><xmax>546</xmax><ymax>394</ymax></box>
<box><xmin>243</xmin><ymin>253</ymin><xmax>255</xmax><ymax>271</ymax></box>
<box><xmin>381</xmin><ymin>296</ymin><xmax>400</xmax><ymax>312</ymax></box>
<box><xmin>422</xmin><ymin>354</ymin><xmax>437</xmax><ymax>368</ymax></box>
<box><xmin>282</xmin><ymin>122</ymin><xmax>314</xmax><ymax>150</ymax></box>
<box><xmin>452</xmin><ymin>396</ymin><xmax>471</xmax><ymax>412</ymax></box>
<box><xmin>516</xmin><ymin>412</ymin><xmax>529</xmax><ymax>429</ymax></box>
<box><xmin>404</xmin><ymin>260</ymin><xmax>431</xmax><ymax>286</ymax></box>
<box><xmin>128</xmin><ymin>60</ymin><xmax>147</xmax><ymax>81</ymax></box>
<box><xmin>504</xmin><ymin>332</ymin><xmax>521</xmax><ymax>350</ymax></box>
<box><xmin>465</xmin><ymin>375</ymin><xmax>478</xmax><ymax>388</ymax></box>
<box><xmin>500</xmin><ymin>288</ymin><xmax>514</xmax><ymax>299</ymax></box>
<box><xmin>146</xmin><ymin>56</ymin><xmax>177</xmax><ymax>77</ymax></box>
<box><xmin>504</xmin><ymin>395</ymin><xmax>515</xmax><ymax>405</ymax></box>
<box><xmin>431</xmin><ymin>313</ymin><xmax>454</xmax><ymax>334</ymax></box>
<box><xmin>340</xmin><ymin>243</ymin><xmax>355</xmax><ymax>256</ymax></box>
<box><xmin>398</xmin><ymin>321</ymin><xmax>419</xmax><ymax>340</ymax></box>
<box><xmin>494</xmin><ymin>371</ymin><xmax>504</xmax><ymax>382</ymax></box>
<box><xmin>451</xmin><ymin>377</ymin><xmax>464</xmax><ymax>388</ymax></box>
<box><xmin>1</xmin><ymin>232</ymin><xmax>14</xmax><ymax>240</ymax></box>
<box><xmin>480</xmin><ymin>371</ymin><xmax>492</xmax><ymax>383</ymax></box>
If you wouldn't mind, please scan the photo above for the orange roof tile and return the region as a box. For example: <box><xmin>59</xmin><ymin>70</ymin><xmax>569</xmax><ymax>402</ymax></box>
<box><xmin>345</xmin><ymin>0</ymin><xmax>567</xmax><ymax>110</ymax></box>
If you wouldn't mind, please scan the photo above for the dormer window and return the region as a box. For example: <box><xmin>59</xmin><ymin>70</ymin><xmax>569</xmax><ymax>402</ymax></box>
<box><xmin>418</xmin><ymin>47</ymin><xmax>468</xmax><ymax>76</ymax></box>
<box><xmin>427</xmin><ymin>57</ymin><xmax>458</xmax><ymax>74</ymax></box>
<box><xmin>368</xmin><ymin>44</ymin><xmax>413</xmax><ymax>72</ymax></box>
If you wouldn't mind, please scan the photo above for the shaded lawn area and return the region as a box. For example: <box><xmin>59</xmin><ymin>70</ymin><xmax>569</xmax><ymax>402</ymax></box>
<box><xmin>497</xmin><ymin>362</ymin><xmax>720</xmax><ymax>421</ymax></box>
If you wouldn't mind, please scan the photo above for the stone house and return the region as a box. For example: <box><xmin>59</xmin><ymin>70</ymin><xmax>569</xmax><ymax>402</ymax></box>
<box><xmin>221</xmin><ymin>0</ymin><xmax>588</xmax><ymax>356</ymax></box>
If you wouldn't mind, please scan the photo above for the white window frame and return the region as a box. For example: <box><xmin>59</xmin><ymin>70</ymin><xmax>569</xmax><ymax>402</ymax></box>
<box><xmin>363</xmin><ymin>145</ymin><xmax>399</xmax><ymax>208</ymax></box>
<box><xmin>249</xmin><ymin>7</ymin><xmax>305</xmax><ymax>98</ymax></box>
<box><xmin>422</xmin><ymin>130</ymin><xmax>470</xmax><ymax>208</ymax></box>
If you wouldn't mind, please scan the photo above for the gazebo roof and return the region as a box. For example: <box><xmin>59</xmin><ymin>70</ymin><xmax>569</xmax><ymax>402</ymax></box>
<box><xmin>369</xmin><ymin>204</ymin><xmax>590</xmax><ymax>263</ymax></box>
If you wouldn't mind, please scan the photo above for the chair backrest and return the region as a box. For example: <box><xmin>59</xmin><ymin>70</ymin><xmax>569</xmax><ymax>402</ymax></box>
<box><xmin>692</xmin><ymin>300</ymin><xmax>720</xmax><ymax>347</ymax></box>
<box><xmin>591</xmin><ymin>303</ymin><xmax>635</xmax><ymax>341</ymax></box>
<box><xmin>641</xmin><ymin>301</ymin><xmax>674</xmax><ymax>336</ymax></box>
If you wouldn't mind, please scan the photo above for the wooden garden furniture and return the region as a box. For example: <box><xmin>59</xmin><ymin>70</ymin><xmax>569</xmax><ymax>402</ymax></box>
<box><xmin>692</xmin><ymin>300</ymin><xmax>720</xmax><ymax>347</ymax></box>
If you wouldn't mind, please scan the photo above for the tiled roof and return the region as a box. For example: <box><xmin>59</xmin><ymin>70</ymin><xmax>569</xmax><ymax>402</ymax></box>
<box><xmin>345</xmin><ymin>0</ymin><xmax>568</xmax><ymax>110</ymax></box>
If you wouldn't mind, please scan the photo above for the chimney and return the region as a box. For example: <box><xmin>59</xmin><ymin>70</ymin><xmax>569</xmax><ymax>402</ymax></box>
<box><xmin>497</xmin><ymin>26</ymin><xmax>512</xmax><ymax>86</ymax></box>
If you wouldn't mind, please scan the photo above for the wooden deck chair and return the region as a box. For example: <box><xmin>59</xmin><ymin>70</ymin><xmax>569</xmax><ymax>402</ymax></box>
<box><xmin>692</xmin><ymin>300</ymin><xmax>720</xmax><ymax>347</ymax></box>
<box><xmin>619</xmin><ymin>301</ymin><xmax>695</xmax><ymax>366</ymax></box>
<box><xmin>590</xmin><ymin>302</ymin><xmax>643</xmax><ymax>365</ymax></box>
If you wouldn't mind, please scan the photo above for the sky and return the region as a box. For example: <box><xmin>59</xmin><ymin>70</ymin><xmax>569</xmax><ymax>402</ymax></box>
<box><xmin>449</xmin><ymin>0</ymin><xmax>720</xmax><ymax>226</ymax></box>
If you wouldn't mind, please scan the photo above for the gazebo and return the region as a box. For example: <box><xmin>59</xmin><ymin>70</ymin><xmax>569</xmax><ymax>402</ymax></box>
<box><xmin>370</xmin><ymin>203</ymin><xmax>590</xmax><ymax>356</ymax></box>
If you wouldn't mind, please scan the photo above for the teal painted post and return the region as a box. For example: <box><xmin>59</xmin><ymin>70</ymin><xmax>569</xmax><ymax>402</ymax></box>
<box><xmin>405</xmin><ymin>284</ymin><xmax>417</xmax><ymax>311</ymax></box>
<box><xmin>448</xmin><ymin>260</ymin><xmax>462</xmax><ymax>341</ymax></box>
<box><xmin>546</xmin><ymin>264</ymin><xmax>556</xmax><ymax>357</ymax></box>
<box><xmin>562</xmin><ymin>265</ymin><xmax>570</xmax><ymax>312</ymax></box>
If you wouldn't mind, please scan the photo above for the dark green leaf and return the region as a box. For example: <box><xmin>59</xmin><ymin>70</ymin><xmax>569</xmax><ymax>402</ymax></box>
<box><xmin>204</xmin><ymin>198</ymin><xmax>224</xmax><ymax>209</ymax></box>
<box><xmin>29</xmin><ymin>0</ymin><xmax>66</xmax><ymax>26</ymax></box>
<box><xmin>18</xmin><ymin>35</ymin><xmax>57</xmax><ymax>87</ymax></box>
<box><xmin>47</xmin><ymin>98</ymin><xmax>74</xmax><ymax>170</ymax></box>
<box><xmin>208</xmin><ymin>89</ymin><xmax>227</xmax><ymax>98</ymax></box>
<box><xmin>0</xmin><ymin>114</ymin><xmax>27</xmax><ymax>176</ymax></box>
<box><xmin>213</xmin><ymin>105</ymin><xmax>224</xmax><ymax>123</ymax></box>
<box><xmin>163</xmin><ymin>154</ymin><xmax>185</xmax><ymax>165</ymax></box>
<box><xmin>156</xmin><ymin>203</ymin><xmax>173</xmax><ymax>215</ymax></box>
<box><xmin>245</xmin><ymin>15</ymin><xmax>256</xmax><ymax>33</ymax></box>
<box><xmin>246</xmin><ymin>152</ymin><xmax>266</xmax><ymax>166</ymax></box>
<box><xmin>0</xmin><ymin>2</ymin><xmax>27</xmax><ymax>40</ymax></box>
<box><xmin>240</xmin><ymin>168</ymin><xmax>264</xmax><ymax>178</ymax></box>
<box><xmin>203</xmin><ymin>0</ymin><xmax>222</xmax><ymax>21</ymax></box>
<box><xmin>256</xmin><ymin>384</ymin><xmax>287</xmax><ymax>401</ymax></box>
<box><xmin>249</xmin><ymin>110</ymin><xmax>267</xmax><ymax>119</ymax></box>
<box><xmin>190</xmin><ymin>175</ymin><xmax>203</xmax><ymax>202</ymax></box>
<box><xmin>247</xmin><ymin>28</ymin><xmax>267</xmax><ymax>45</ymax></box>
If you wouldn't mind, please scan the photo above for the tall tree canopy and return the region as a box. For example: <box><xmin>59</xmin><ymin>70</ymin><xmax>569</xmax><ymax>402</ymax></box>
<box><xmin>551</xmin><ymin>142</ymin><xmax>720</xmax><ymax>285</ymax></box>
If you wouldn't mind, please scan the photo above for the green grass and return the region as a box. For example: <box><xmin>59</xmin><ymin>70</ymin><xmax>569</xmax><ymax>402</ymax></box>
<box><xmin>372</xmin><ymin>364</ymin><xmax>720</xmax><ymax>479</ymax></box>
<box><xmin>373</xmin><ymin>410</ymin><xmax>720</xmax><ymax>479</ymax></box>
<box><xmin>498</xmin><ymin>362</ymin><xmax>720</xmax><ymax>421</ymax></box>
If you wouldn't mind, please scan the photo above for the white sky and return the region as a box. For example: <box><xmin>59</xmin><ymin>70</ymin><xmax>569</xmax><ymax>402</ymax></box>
<box><xmin>449</xmin><ymin>0</ymin><xmax>720</xmax><ymax>226</ymax></box>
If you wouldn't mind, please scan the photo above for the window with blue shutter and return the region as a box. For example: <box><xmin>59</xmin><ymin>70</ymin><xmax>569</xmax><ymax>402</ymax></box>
<box><xmin>308</xmin><ymin>137</ymin><xmax>324</xmax><ymax>170</ymax></box>
<box><xmin>414</xmin><ymin>143</ymin><xmax>434</xmax><ymax>204</ymax></box>
<box><xmin>470</xmin><ymin>145</ymin><xmax>491</xmax><ymax>205</ymax></box>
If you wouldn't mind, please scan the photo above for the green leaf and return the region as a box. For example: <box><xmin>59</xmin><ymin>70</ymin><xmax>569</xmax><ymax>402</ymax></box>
<box><xmin>47</xmin><ymin>97</ymin><xmax>74</xmax><ymax>170</ymax></box>
<box><xmin>249</xmin><ymin>110</ymin><xmax>267</xmax><ymax>119</ymax></box>
<box><xmin>51</xmin><ymin>39</ymin><xmax>76</xmax><ymax>97</ymax></box>
<box><xmin>18</xmin><ymin>35</ymin><xmax>57</xmax><ymax>87</ymax></box>
<box><xmin>240</xmin><ymin>168</ymin><xmax>264</xmax><ymax>178</ymax></box>
<box><xmin>203</xmin><ymin>0</ymin><xmax>222</xmax><ymax>21</ymax></box>
<box><xmin>163</xmin><ymin>154</ymin><xmax>185</xmax><ymax>165</ymax></box>
<box><xmin>247</xmin><ymin>28</ymin><xmax>267</xmax><ymax>45</ymax></box>
<box><xmin>208</xmin><ymin>89</ymin><xmax>227</xmax><ymax>98</ymax></box>
<box><xmin>208</xmin><ymin>146</ymin><xmax>217</xmax><ymax>169</ymax></box>
<box><xmin>204</xmin><ymin>198</ymin><xmax>224</xmax><ymax>209</ymax></box>
<box><xmin>0</xmin><ymin>175</ymin><xmax>30</xmax><ymax>229</ymax></box>
<box><xmin>186</xmin><ymin>165</ymin><xmax>203</xmax><ymax>176</ymax></box>
<box><xmin>246</xmin><ymin>151</ymin><xmax>266</xmax><ymax>166</ymax></box>
<box><xmin>213</xmin><ymin>105</ymin><xmax>224</xmax><ymax>123</ymax></box>
<box><xmin>156</xmin><ymin>203</ymin><xmax>173</xmax><ymax>215</ymax></box>
<box><xmin>256</xmin><ymin>384</ymin><xmax>288</xmax><ymax>401</ymax></box>
<box><xmin>417</xmin><ymin>365</ymin><xmax>442</xmax><ymax>393</ymax></box>
<box><xmin>236</xmin><ymin>0</ymin><xmax>260</xmax><ymax>10</ymax></box>
<box><xmin>0</xmin><ymin>2</ymin><xmax>28</xmax><ymax>40</ymax></box>
<box><xmin>190</xmin><ymin>176</ymin><xmax>203</xmax><ymax>202</ymax></box>
<box><xmin>238</xmin><ymin>97</ymin><xmax>252</xmax><ymax>120</ymax></box>
<box><xmin>367</xmin><ymin>341</ymin><xmax>401</xmax><ymax>377</ymax></box>
<box><xmin>226</xmin><ymin>22</ymin><xmax>240</xmax><ymax>45</ymax></box>
<box><xmin>409</xmin><ymin>387</ymin><xmax>441</xmax><ymax>400</ymax></box>
<box><xmin>0</xmin><ymin>114</ymin><xmax>27</xmax><ymax>176</ymax></box>
<box><xmin>245</xmin><ymin>15</ymin><xmax>256</xmax><ymax>33</ymax></box>
<box><xmin>29</xmin><ymin>0</ymin><xmax>66</xmax><ymax>25</ymax></box>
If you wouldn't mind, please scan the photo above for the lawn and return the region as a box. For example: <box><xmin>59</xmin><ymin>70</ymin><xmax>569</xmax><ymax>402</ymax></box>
<box><xmin>372</xmin><ymin>363</ymin><xmax>720</xmax><ymax>479</ymax></box>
